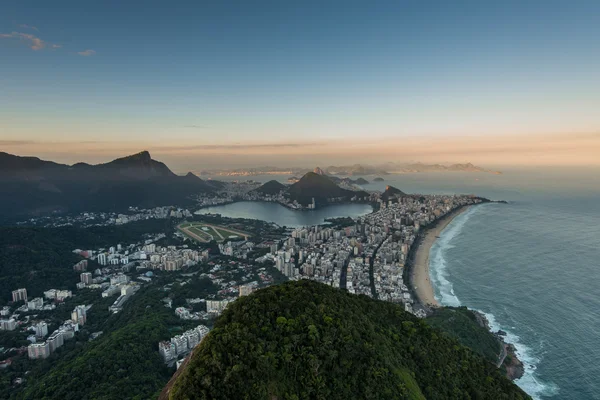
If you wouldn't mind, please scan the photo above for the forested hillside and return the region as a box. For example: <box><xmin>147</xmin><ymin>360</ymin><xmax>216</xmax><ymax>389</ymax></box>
<box><xmin>168</xmin><ymin>280</ymin><xmax>530</xmax><ymax>400</ymax></box>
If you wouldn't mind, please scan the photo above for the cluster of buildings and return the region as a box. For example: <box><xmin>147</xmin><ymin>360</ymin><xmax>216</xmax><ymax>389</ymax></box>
<box><xmin>169</xmin><ymin>272</ymin><xmax>258</xmax><ymax>322</ymax></box>
<box><xmin>18</xmin><ymin>206</ymin><xmax>194</xmax><ymax>228</ymax></box>
<box><xmin>27</xmin><ymin>306</ymin><xmax>89</xmax><ymax>360</ymax></box>
<box><xmin>218</xmin><ymin>240</ymin><xmax>255</xmax><ymax>259</ymax></box>
<box><xmin>88</xmin><ymin>240</ymin><xmax>210</xmax><ymax>272</ymax></box>
<box><xmin>158</xmin><ymin>325</ymin><xmax>210</xmax><ymax>364</ymax></box>
<box><xmin>259</xmin><ymin>194</ymin><xmax>482</xmax><ymax>317</ymax></box>
<box><xmin>1</xmin><ymin>289</ymin><xmax>68</xmax><ymax>332</ymax></box>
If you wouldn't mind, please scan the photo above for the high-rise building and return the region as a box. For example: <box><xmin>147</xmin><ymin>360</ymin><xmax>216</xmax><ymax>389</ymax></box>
<box><xmin>183</xmin><ymin>330</ymin><xmax>200</xmax><ymax>349</ymax></box>
<box><xmin>97</xmin><ymin>253</ymin><xmax>107</xmax><ymax>266</ymax></box>
<box><xmin>73</xmin><ymin>260</ymin><xmax>88</xmax><ymax>271</ymax></box>
<box><xmin>55</xmin><ymin>290</ymin><xmax>72</xmax><ymax>301</ymax></box>
<box><xmin>239</xmin><ymin>285</ymin><xmax>254</xmax><ymax>297</ymax></box>
<box><xmin>71</xmin><ymin>305</ymin><xmax>87</xmax><ymax>326</ymax></box>
<box><xmin>27</xmin><ymin>297</ymin><xmax>44</xmax><ymax>310</ymax></box>
<box><xmin>206</xmin><ymin>299</ymin><xmax>232</xmax><ymax>315</ymax></box>
<box><xmin>34</xmin><ymin>322</ymin><xmax>48</xmax><ymax>338</ymax></box>
<box><xmin>0</xmin><ymin>318</ymin><xmax>17</xmax><ymax>331</ymax></box>
<box><xmin>47</xmin><ymin>331</ymin><xmax>64</xmax><ymax>352</ymax></box>
<box><xmin>12</xmin><ymin>288</ymin><xmax>27</xmax><ymax>303</ymax></box>
<box><xmin>80</xmin><ymin>272</ymin><xmax>93</xmax><ymax>285</ymax></box>
<box><xmin>158</xmin><ymin>341</ymin><xmax>176</xmax><ymax>362</ymax></box>
<box><xmin>110</xmin><ymin>274</ymin><xmax>129</xmax><ymax>285</ymax></box>
<box><xmin>28</xmin><ymin>342</ymin><xmax>50</xmax><ymax>359</ymax></box>
<box><xmin>171</xmin><ymin>335</ymin><xmax>188</xmax><ymax>355</ymax></box>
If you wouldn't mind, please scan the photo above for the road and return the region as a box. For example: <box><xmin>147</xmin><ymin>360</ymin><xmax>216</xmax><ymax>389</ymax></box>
<box><xmin>368</xmin><ymin>237</ymin><xmax>387</xmax><ymax>298</ymax></box>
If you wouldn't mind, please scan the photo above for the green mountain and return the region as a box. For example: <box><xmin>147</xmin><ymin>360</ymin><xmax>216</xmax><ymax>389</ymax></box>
<box><xmin>165</xmin><ymin>280</ymin><xmax>529</xmax><ymax>400</ymax></box>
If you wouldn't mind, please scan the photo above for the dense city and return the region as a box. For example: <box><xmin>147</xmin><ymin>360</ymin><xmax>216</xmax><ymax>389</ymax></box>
<box><xmin>0</xmin><ymin>167</ymin><xmax>492</xmax><ymax>400</ymax></box>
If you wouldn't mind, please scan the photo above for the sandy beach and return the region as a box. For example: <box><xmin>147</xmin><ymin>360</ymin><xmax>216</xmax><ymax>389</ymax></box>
<box><xmin>411</xmin><ymin>206</ymin><xmax>469</xmax><ymax>308</ymax></box>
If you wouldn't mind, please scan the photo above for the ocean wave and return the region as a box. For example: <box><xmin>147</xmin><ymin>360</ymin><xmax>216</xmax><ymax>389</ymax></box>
<box><xmin>429</xmin><ymin>207</ymin><xmax>478</xmax><ymax>306</ymax></box>
<box><xmin>429</xmin><ymin>205</ymin><xmax>559</xmax><ymax>399</ymax></box>
<box><xmin>480</xmin><ymin>311</ymin><xmax>559</xmax><ymax>399</ymax></box>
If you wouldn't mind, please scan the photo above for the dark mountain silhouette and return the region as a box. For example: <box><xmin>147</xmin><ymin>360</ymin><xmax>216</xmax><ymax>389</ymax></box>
<box><xmin>287</xmin><ymin>172</ymin><xmax>368</xmax><ymax>206</ymax></box>
<box><xmin>381</xmin><ymin>185</ymin><xmax>406</xmax><ymax>202</ymax></box>
<box><xmin>0</xmin><ymin>151</ymin><xmax>216</xmax><ymax>218</ymax></box>
<box><xmin>252</xmin><ymin>180</ymin><xmax>287</xmax><ymax>195</ymax></box>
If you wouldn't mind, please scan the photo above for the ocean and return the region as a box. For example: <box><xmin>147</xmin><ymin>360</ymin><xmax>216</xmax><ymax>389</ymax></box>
<box><xmin>418</xmin><ymin>171</ymin><xmax>600</xmax><ymax>400</ymax></box>
<box><xmin>210</xmin><ymin>169</ymin><xmax>600</xmax><ymax>398</ymax></box>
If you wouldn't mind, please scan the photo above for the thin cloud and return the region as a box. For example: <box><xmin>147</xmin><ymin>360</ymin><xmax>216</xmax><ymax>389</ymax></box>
<box><xmin>0</xmin><ymin>31</ymin><xmax>46</xmax><ymax>50</ymax></box>
<box><xmin>154</xmin><ymin>142</ymin><xmax>323</xmax><ymax>152</ymax></box>
<box><xmin>0</xmin><ymin>140</ymin><xmax>37</xmax><ymax>146</ymax></box>
<box><xmin>51</xmin><ymin>44</ymin><xmax>62</xmax><ymax>49</ymax></box>
<box><xmin>18</xmin><ymin>24</ymin><xmax>39</xmax><ymax>31</ymax></box>
<box><xmin>77</xmin><ymin>49</ymin><xmax>96</xmax><ymax>56</ymax></box>
<box><xmin>184</xmin><ymin>125</ymin><xmax>209</xmax><ymax>129</ymax></box>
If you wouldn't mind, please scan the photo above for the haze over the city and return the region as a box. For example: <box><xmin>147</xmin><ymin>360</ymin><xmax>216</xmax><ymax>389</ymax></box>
<box><xmin>2</xmin><ymin>1</ymin><xmax>600</xmax><ymax>169</ymax></box>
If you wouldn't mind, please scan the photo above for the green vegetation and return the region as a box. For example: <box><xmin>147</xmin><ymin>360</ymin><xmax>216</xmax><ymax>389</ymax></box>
<box><xmin>169</xmin><ymin>280</ymin><xmax>529</xmax><ymax>400</ymax></box>
<box><xmin>0</xmin><ymin>221</ymin><xmax>173</xmax><ymax>304</ymax></box>
<box><xmin>188</xmin><ymin>226</ymin><xmax>213</xmax><ymax>241</ymax></box>
<box><xmin>426</xmin><ymin>307</ymin><xmax>502</xmax><ymax>365</ymax></box>
<box><xmin>178</xmin><ymin>222</ymin><xmax>249</xmax><ymax>244</ymax></box>
<box><xmin>13</xmin><ymin>287</ymin><xmax>177</xmax><ymax>400</ymax></box>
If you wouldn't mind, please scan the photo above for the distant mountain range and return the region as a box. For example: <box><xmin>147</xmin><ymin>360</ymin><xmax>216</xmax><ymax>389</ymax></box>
<box><xmin>0</xmin><ymin>151</ymin><xmax>221</xmax><ymax>218</ymax></box>
<box><xmin>199</xmin><ymin>162</ymin><xmax>501</xmax><ymax>176</ymax></box>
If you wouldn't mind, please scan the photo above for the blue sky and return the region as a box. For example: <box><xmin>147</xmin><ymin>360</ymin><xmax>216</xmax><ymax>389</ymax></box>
<box><xmin>1</xmin><ymin>1</ymin><xmax>599</xmax><ymax>167</ymax></box>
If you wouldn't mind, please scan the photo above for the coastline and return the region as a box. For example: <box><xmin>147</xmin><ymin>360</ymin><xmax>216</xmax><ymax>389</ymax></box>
<box><xmin>410</xmin><ymin>205</ymin><xmax>469</xmax><ymax>309</ymax></box>
<box><xmin>411</xmin><ymin>202</ymin><xmax>525</xmax><ymax>382</ymax></box>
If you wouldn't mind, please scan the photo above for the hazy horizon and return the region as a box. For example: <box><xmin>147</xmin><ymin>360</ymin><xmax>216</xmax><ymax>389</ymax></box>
<box><xmin>3</xmin><ymin>131</ymin><xmax>600</xmax><ymax>172</ymax></box>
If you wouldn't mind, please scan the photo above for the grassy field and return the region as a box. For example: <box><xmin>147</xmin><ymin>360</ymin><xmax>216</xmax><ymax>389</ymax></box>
<box><xmin>178</xmin><ymin>222</ymin><xmax>250</xmax><ymax>243</ymax></box>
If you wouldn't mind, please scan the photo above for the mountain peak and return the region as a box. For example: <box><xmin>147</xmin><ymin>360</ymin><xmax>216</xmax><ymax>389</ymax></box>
<box><xmin>114</xmin><ymin>150</ymin><xmax>152</xmax><ymax>164</ymax></box>
<box><xmin>382</xmin><ymin>185</ymin><xmax>406</xmax><ymax>202</ymax></box>
<box><xmin>313</xmin><ymin>166</ymin><xmax>326</xmax><ymax>175</ymax></box>
<box><xmin>252</xmin><ymin>180</ymin><xmax>286</xmax><ymax>195</ymax></box>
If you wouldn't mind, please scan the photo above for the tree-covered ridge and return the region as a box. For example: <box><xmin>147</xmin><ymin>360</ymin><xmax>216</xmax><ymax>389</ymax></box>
<box><xmin>169</xmin><ymin>280</ymin><xmax>530</xmax><ymax>400</ymax></box>
<box><xmin>426</xmin><ymin>306</ymin><xmax>502</xmax><ymax>364</ymax></box>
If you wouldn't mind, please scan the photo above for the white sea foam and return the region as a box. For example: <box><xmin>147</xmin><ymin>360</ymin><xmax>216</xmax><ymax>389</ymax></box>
<box><xmin>429</xmin><ymin>206</ymin><xmax>477</xmax><ymax>306</ymax></box>
<box><xmin>429</xmin><ymin>205</ymin><xmax>559</xmax><ymax>399</ymax></box>
<box><xmin>479</xmin><ymin>311</ymin><xmax>559</xmax><ymax>399</ymax></box>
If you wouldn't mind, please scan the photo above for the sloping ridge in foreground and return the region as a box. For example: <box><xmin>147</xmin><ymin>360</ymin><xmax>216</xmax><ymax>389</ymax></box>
<box><xmin>163</xmin><ymin>280</ymin><xmax>529</xmax><ymax>400</ymax></box>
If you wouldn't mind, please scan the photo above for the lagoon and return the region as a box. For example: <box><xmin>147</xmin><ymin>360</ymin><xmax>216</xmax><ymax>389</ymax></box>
<box><xmin>195</xmin><ymin>201</ymin><xmax>372</xmax><ymax>227</ymax></box>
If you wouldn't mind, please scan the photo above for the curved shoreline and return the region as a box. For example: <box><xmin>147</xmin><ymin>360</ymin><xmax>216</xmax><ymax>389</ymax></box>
<box><xmin>411</xmin><ymin>206</ymin><xmax>470</xmax><ymax>308</ymax></box>
<box><xmin>410</xmin><ymin>203</ymin><xmax>527</xmax><ymax>383</ymax></box>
